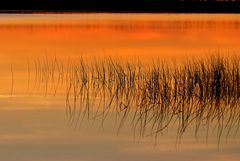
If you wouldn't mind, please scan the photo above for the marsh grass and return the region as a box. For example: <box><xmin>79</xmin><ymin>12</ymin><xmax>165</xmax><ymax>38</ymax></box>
<box><xmin>33</xmin><ymin>55</ymin><xmax>240</xmax><ymax>146</ymax></box>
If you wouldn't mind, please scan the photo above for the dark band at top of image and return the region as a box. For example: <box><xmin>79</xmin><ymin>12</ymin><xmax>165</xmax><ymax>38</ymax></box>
<box><xmin>1</xmin><ymin>0</ymin><xmax>240</xmax><ymax>13</ymax></box>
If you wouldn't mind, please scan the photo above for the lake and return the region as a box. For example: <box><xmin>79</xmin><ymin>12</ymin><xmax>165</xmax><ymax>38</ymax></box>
<box><xmin>0</xmin><ymin>13</ymin><xmax>239</xmax><ymax>161</ymax></box>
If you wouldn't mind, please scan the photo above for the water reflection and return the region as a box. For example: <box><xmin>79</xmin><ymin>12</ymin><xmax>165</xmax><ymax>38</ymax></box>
<box><xmin>0</xmin><ymin>14</ymin><xmax>240</xmax><ymax>161</ymax></box>
<box><xmin>29</xmin><ymin>55</ymin><xmax>240</xmax><ymax>148</ymax></box>
<box><xmin>0</xmin><ymin>20</ymin><xmax>240</xmax><ymax>30</ymax></box>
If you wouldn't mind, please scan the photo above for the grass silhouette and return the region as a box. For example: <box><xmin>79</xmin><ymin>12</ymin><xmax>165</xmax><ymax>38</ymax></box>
<box><xmin>33</xmin><ymin>55</ymin><xmax>240</xmax><ymax>146</ymax></box>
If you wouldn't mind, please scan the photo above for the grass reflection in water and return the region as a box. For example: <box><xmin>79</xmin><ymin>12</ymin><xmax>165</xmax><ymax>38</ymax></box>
<box><xmin>32</xmin><ymin>55</ymin><xmax>240</xmax><ymax>147</ymax></box>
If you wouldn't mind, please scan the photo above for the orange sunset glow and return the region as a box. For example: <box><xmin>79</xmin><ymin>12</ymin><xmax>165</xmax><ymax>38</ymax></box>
<box><xmin>0</xmin><ymin>13</ymin><xmax>240</xmax><ymax>161</ymax></box>
<box><xmin>1</xmin><ymin>14</ymin><xmax>240</xmax><ymax>92</ymax></box>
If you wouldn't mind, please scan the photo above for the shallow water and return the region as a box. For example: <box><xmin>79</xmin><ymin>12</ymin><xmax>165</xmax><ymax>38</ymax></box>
<box><xmin>0</xmin><ymin>14</ymin><xmax>240</xmax><ymax>161</ymax></box>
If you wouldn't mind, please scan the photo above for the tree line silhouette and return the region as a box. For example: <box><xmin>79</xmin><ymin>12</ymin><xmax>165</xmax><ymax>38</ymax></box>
<box><xmin>0</xmin><ymin>0</ymin><xmax>240</xmax><ymax>13</ymax></box>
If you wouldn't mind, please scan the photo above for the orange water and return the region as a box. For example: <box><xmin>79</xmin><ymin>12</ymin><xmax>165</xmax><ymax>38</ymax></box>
<box><xmin>0</xmin><ymin>14</ymin><xmax>239</xmax><ymax>161</ymax></box>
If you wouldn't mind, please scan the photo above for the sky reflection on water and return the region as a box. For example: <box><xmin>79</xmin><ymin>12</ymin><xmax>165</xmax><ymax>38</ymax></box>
<box><xmin>0</xmin><ymin>14</ymin><xmax>240</xmax><ymax>161</ymax></box>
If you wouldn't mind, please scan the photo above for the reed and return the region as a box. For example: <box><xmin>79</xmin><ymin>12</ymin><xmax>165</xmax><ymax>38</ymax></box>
<box><xmin>33</xmin><ymin>55</ymin><xmax>240</xmax><ymax>144</ymax></box>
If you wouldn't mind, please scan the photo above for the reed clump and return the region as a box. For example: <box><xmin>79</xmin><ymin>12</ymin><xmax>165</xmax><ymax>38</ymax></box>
<box><xmin>34</xmin><ymin>55</ymin><xmax>240</xmax><ymax>143</ymax></box>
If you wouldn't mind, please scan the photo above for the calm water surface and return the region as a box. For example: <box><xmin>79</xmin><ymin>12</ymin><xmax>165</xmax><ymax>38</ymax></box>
<box><xmin>0</xmin><ymin>14</ymin><xmax>240</xmax><ymax>161</ymax></box>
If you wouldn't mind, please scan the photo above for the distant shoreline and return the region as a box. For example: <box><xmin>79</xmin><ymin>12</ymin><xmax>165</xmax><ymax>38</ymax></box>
<box><xmin>0</xmin><ymin>1</ymin><xmax>240</xmax><ymax>14</ymax></box>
